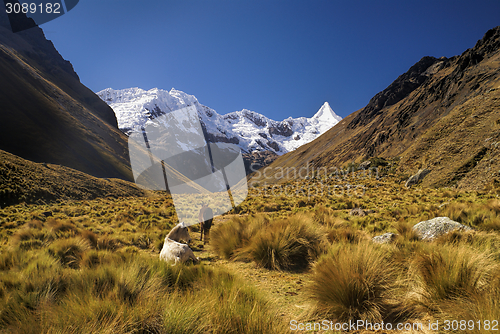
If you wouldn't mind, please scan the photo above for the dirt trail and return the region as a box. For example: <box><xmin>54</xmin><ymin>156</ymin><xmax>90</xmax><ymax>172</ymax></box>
<box><xmin>190</xmin><ymin>214</ymin><xmax>311</xmax><ymax>322</ymax></box>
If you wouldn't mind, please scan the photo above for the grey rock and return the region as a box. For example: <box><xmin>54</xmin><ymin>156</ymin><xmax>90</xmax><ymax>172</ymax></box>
<box><xmin>405</xmin><ymin>168</ymin><xmax>431</xmax><ymax>187</ymax></box>
<box><xmin>349</xmin><ymin>207</ymin><xmax>375</xmax><ymax>216</ymax></box>
<box><xmin>412</xmin><ymin>216</ymin><xmax>472</xmax><ymax>241</ymax></box>
<box><xmin>372</xmin><ymin>232</ymin><xmax>398</xmax><ymax>244</ymax></box>
<box><xmin>359</xmin><ymin>161</ymin><xmax>371</xmax><ymax>170</ymax></box>
<box><xmin>349</xmin><ymin>207</ymin><xmax>366</xmax><ymax>216</ymax></box>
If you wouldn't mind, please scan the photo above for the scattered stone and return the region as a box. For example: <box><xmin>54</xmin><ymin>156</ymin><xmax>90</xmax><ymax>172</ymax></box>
<box><xmin>412</xmin><ymin>216</ymin><xmax>472</xmax><ymax>241</ymax></box>
<box><xmin>405</xmin><ymin>168</ymin><xmax>431</xmax><ymax>187</ymax></box>
<box><xmin>349</xmin><ymin>208</ymin><xmax>375</xmax><ymax>216</ymax></box>
<box><xmin>372</xmin><ymin>232</ymin><xmax>398</xmax><ymax>244</ymax></box>
<box><xmin>358</xmin><ymin>160</ymin><xmax>371</xmax><ymax>170</ymax></box>
<box><xmin>349</xmin><ymin>207</ymin><xmax>366</xmax><ymax>216</ymax></box>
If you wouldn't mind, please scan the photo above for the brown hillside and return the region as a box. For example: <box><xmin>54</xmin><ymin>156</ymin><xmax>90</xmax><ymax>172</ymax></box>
<box><xmin>251</xmin><ymin>26</ymin><xmax>500</xmax><ymax>189</ymax></box>
<box><xmin>0</xmin><ymin>10</ymin><xmax>132</xmax><ymax>180</ymax></box>
<box><xmin>0</xmin><ymin>149</ymin><xmax>148</xmax><ymax>207</ymax></box>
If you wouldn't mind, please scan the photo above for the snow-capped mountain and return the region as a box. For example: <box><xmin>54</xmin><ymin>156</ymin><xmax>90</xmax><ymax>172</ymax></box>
<box><xmin>97</xmin><ymin>87</ymin><xmax>341</xmax><ymax>155</ymax></box>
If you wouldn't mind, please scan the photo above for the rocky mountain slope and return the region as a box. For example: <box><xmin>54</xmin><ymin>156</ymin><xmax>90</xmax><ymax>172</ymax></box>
<box><xmin>251</xmin><ymin>26</ymin><xmax>500</xmax><ymax>190</ymax></box>
<box><xmin>97</xmin><ymin>87</ymin><xmax>341</xmax><ymax>155</ymax></box>
<box><xmin>0</xmin><ymin>10</ymin><xmax>132</xmax><ymax>180</ymax></box>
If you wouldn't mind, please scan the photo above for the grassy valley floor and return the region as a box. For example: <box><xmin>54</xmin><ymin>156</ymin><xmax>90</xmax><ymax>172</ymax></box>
<box><xmin>1</xmin><ymin>172</ymin><xmax>500</xmax><ymax>333</ymax></box>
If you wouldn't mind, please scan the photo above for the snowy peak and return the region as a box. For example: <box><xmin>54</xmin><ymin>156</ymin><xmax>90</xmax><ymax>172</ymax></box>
<box><xmin>97</xmin><ymin>87</ymin><xmax>341</xmax><ymax>155</ymax></box>
<box><xmin>313</xmin><ymin>102</ymin><xmax>342</xmax><ymax>123</ymax></box>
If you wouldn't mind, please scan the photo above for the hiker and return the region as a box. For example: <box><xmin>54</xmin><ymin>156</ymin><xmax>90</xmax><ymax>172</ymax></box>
<box><xmin>199</xmin><ymin>203</ymin><xmax>214</xmax><ymax>244</ymax></box>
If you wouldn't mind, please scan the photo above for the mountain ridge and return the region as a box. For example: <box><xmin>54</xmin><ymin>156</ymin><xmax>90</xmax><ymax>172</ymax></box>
<box><xmin>97</xmin><ymin>87</ymin><xmax>342</xmax><ymax>155</ymax></box>
<box><xmin>250</xmin><ymin>26</ymin><xmax>500</xmax><ymax>189</ymax></box>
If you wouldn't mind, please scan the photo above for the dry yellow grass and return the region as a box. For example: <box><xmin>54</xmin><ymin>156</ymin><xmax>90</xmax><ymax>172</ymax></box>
<box><xmin>1</xmin><ymin>174</ymin><xmax>500</xmax><ymax>332</ymax></box>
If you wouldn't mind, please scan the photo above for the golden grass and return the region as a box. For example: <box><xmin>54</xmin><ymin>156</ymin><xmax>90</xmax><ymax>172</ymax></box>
<box><xmin>212</xmin><ymin>213</ymin><xmax>327</xmax><ymax>271</ymax></box>
<box><xmin>0</xmin><ymin>243</ymin><xmax>286</xmax><ymax>333</ymax></box>
<box><xmin>1</xmin><ymin>173</ymin><xmax>500</xmax><ymax>331</ymax></box>
<box><xmin>403</xmin><ymin>243</ymin><xmax>499</xmax><ymax>316</ymax></box>
<box><xmin>309</xmin><ymin>242</ymin><xmax>398</xmax><ymax>323</ymax></box>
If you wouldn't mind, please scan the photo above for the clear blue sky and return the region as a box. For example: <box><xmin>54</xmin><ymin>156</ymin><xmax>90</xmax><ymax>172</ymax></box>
<box><xmin>42</xmin><ymin>0</ymin><xmax>500</xmax><ymax>120</ymax></box>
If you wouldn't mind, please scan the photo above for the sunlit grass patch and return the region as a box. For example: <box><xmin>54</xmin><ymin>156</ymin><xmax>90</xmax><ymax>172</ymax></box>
<box><xmin>48</xmin><ymin>237</ymin><xmax>91</xmax><ymax>268</ymax></box>
<box><xmin>436</xmin><ymin>287</ymin><xmax>500</xmax><ymax>333</ymax></box>
<box><xmin>237</xmin><ymin>214</ymin><xmax>327</xmax><ymax>270</ymax></box>
<box><xmin>309</xmin><ymin>242</ymin><xmax>398</xmax><ymax>322</ymax></box>
<box><xmin>403</xmin><ymin>243</ymin><xmax>499</xmax><ymax>315</ymax></box>
<box><xmin>0</xmin><ymin>248</ymin><xmax>286</xmax><ymax>333</ymax></box>
<box><xmin>326</xmin><ymin>226</ymin><xmax>368</xmax><ymax>244</ymax></box>
<box><xmin>210</xmin><ymin>213</ymin><xmax>269</xmax><ymax>260</ymax></box>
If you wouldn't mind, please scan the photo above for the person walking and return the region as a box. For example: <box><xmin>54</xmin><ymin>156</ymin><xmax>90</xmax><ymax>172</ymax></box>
<box><xmin>199</xmin><ymin>203</ymin><xmax>214</xmax><ymax>244</ymax></box>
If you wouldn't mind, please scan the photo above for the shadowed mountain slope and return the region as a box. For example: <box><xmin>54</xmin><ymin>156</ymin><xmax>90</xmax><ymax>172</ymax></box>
<box><xmin>251</xmin><ymin>26</ymin><xmax>500</xmax><ymax>189</ymax></box>
<box><xmin>0</xmin><ymin>10</ymin><xmax>132</xmax><ymax>180</ymax></box>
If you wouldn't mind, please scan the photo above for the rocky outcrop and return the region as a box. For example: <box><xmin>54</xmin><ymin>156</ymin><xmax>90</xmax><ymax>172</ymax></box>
<box><xmin>267</xmin><ymin>141</ymin><xmax>280</xmax><ymax>152</ymax></box>
<box><xmin>405</xmin><ymin>169</ymin><xmax>431</xmax><ymax>187</ymax></box>
<box><xmin>269</xmin><ymin>121</ymin><xmax>293</xmax><ymax>137</ymax></box>
<box><xmin>358</xmin><ymin>161</ymin><xmax>371</xmax><ymax>170</ymax></box>
<box><xmin>412</xmin><ymin>217</ymin><xmax>472</xmax><ymax>241</ymax></box>
<box><xmin>347</xmin><ymin>56</ymin><xmax>441</xmax><ymax>129</ymax></box>
<box><xmin>243</xmin><ymin>151</ymin><xmax>279</xmax><ymax>174</ymax></box>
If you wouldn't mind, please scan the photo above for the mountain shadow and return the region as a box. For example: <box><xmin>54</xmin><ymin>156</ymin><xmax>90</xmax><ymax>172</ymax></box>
<box><xmin>0</xmin><ymin>10</ymin><xmax>132</xmax><ymax>180</ymax></box>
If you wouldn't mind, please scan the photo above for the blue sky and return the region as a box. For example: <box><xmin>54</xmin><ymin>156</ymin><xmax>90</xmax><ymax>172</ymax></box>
<box><xmin>42</xmin><ymin>0</ymin><xmax>500</xmax><ymax>120</ymax></box>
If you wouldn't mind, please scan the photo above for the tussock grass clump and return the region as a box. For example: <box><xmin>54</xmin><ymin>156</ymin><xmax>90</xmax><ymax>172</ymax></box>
<box><xmin>326</xmin><ymin>226</ymin><xmax>367</xmax><ymax>244</ymax></box>
<box><xmin>395</xmin><ymin>221</ymin><xmax>420</xmax><ymax>242</ymax></box>
<box><xmin>25</xmin><ymin>219</ymin><xmax>43</xmax><ymax>229</ymax></box>
<box><xmin>10</xmin><ymin>228</ymin><xmax>35</xmax><ymax>245</ymax></box>
<box><xmin>0</xmin><ymin>251</ymin><xmax>20</xmax><ymax>271</ymax></box>
<box><xmin>211</xmin><ymin>214</ymin><xmax>269</xmax><ymax>260</ymax></box>
<box><xmin>46</xmin><ymin>218</ymin><xmax>77</xmax><ymax>236</ymax></box>
<box><xmin>309</xmin><ymin>242</ymin><xmax>397</xmax><ymax>322</ymax></box>
<box><xmin>212</xmin><ymin>213</ymin><xmax>327</xmax><ymax>270</ymax></box>
<box><xmin>404</xmin><ymin>244</ymin><xmax>499</xmax><ymax>315</ymax></box>
<box><xmin>10</xmin><ymin>226</ymin><xmax>51</xmax><ymax>250</ymax></box>
<box><xmin>48</xmin><ymin>237</ymin><xmax>91</xmax><ymax>268</ymax></box>
<box><xmin>240</xmin><ymin>214</ymin><xmax>327</xmax><ymax>270</ymax></box>
<box><xmin>313</xmin><ymin>204</ymin><xmax>336</xmax><ymax>225</ymax></box>
<box><xmin>436</xmin><ymin>288</ymin><xmax>500</xmax><ymax>333</ymax></box>
<box><xmin>97</xmin><ymin>235</ymin><xmax>122</xmax><ymax>251</ymax></box>
<box><xmin>80</xmin><ymin>229</ymin><xmax>98</xmax><ymax>248</ymax></box>
<box><xmin>81</xmin><ymin>249</ymin><xmax>124</xmax><ymax>269</ymax></box>
<box><xmin>438</xmin><ymin>199</ymin><xmax>500</xmax><ymax>231</ymax></box>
